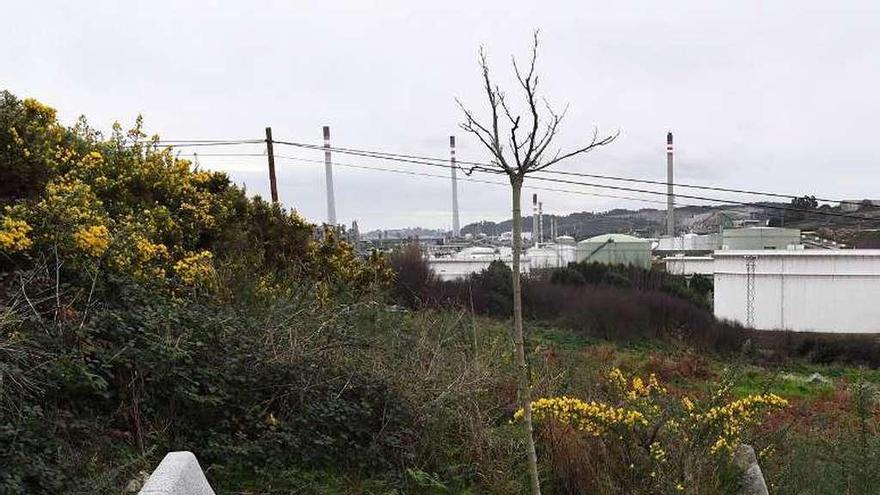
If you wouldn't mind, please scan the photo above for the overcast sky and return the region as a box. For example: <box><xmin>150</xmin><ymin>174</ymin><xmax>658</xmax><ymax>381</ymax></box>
<box><xmin>4</xmin><ymin>1</ymin><xmax>879</xmax><ymax>231</ymax></box>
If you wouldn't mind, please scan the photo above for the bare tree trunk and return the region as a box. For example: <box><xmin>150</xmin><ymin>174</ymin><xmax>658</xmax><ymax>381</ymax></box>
<box><xmin>510</xmin><ymin>176</ymin><xmax>541</xmax><ymax>495</ymax></box>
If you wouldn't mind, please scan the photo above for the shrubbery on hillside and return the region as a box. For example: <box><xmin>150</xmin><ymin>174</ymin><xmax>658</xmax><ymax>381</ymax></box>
<box><xmin>0</xmin><ymin>91</ymin><xmax>397</xmax><ymax>493</ymax></box>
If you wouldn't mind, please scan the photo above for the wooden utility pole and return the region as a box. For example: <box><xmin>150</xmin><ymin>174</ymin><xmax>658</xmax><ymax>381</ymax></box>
<box><xmin>265</xmin><ymin>127</ymin><xmax>278</xmax><ymax>203</ymax></box>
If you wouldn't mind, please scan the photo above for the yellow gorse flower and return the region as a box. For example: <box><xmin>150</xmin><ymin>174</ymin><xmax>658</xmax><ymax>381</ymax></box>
<box><xmin>697</xmin><ymin>393</ymin><xmax>788</xmax><ymax>456</ymax></box>
<box><xmin>515</xmin><ymin>396</ymin><xmax>648</xmax><ymax>436</ymax></box>
<box><xmin>73</xmin><ymin>225</ymin><xmax>110</xmax><ymax>257</ymax></box>
<box><xmin>174</xmin><ymin>250</ymin><xmax>215</xmax><ymax>285</ymax></box>
<box><xmin>0</xmin><ymin>217</ymin><xmax>33</xmax><ymax>252</ymax></box>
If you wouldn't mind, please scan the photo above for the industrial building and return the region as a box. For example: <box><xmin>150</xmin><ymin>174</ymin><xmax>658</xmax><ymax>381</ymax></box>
<box><xmin>528</xmin><ymin>236</ymin><xmax>578</xmax><ymax>270</ymax></box>
<box><xmin>721</xmin><ymin>227</ymin><xmax>801</xmax><ymax>250</ymax></box>
<box><xmin>427</xmin><ymin>246</ymin><xmax>530</xmax><ymax>281</ymax></box>
<box><xmin>656</xmin><ymin>233</ymin><xmax>722</xmax><ymax>253</ymax></box>
<box><xmin>577</xmin><ymin>233</ymin><xmax>652</xmax><ymax>269</ymax></box>
<box><xmin>656</xmin><ymin>227</ymin><xmax>802</xmax><ymax>255</ymax></box>
<box><xmin>713</xmin><ymin>250</ymin><xmax>880</xmax><ymax>333</ymax></box>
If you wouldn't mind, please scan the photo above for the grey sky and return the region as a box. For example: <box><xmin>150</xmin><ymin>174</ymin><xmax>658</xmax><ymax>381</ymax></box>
<box><xmin>4</xmin><ymin>1</ymin><xmax>879</xmax><ymax>231</ymax></box>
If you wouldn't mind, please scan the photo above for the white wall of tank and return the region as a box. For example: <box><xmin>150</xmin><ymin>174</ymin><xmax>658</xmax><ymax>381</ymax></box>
<box><xmin>427</xmin><ymin>246</ymin><xmax>531</xmax><ymax>281</ymax></box>
<box><xmin>528</xmin><ymin>243</ymin><xmax>577</xmax><ymax>269</ymax></box>
<box><xmin>713</xmin><ymin>250</ymin><xmax>880</xmax><ymax>333</ymax></box>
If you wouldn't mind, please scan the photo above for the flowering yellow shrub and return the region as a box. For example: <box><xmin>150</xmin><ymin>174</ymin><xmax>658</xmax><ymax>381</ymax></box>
<box><xmin>135</xmin><ymin>238</ymin><xmax>169</xmax><ymax>262</ymax></box>
<box><xmin>174</xmin><ymin>251</ymin><xmax>215</xmax><ymax>286</ymax></box>
<box><xmin>515</xmin><ymin>396</ymin><xmax>646</xmax><ymax>437</ymax></box>
<box><xmin>308</xmin><ymin>228</ymin><xmax>393</xmax><ymax>290</ymax></box>
<box><xmin>22</xmin><ymin>97</ymin><xmax>57</xmax><ymax>120</ymax></box>
<box><xmin>0</xmin><ymin>217</ymin><xmax>33</xmax><ymax>251</ymax></box>
<box><xmin>695</xmin><ymin>392</ymin><xmax>788</xmax><ymax>455</ymax></box>
<box><xmin>518</xmin><ymin>368</ymin><xmax>788</xmax><ymax>494</ymax></box>
<box><xmin>2</xmin><ymin>93</ymin><xmax>389</xmax><ymax>297</ymax></box>
<box><xmin>73</xmin><ymin>225</ymin><xmax>110</xmax><ymax>257</ymax></box>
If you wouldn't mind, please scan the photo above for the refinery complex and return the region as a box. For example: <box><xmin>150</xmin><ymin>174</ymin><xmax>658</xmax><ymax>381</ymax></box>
<box><xmin>351</xmin><ymin>132</ymin><xmax>880</xmax><ymax>334</ymax></box>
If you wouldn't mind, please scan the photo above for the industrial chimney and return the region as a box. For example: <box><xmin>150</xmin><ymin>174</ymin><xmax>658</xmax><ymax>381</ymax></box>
<box><xmin>666</xmin><ymin>131</ymin><xmax>674</xmax><ymax>237</ymax></box>
<box><xmin>532</xmin><ymin>194</ymin><xmax>539</xmax><ymax>245</ymax></box>
<box><xmin>450</xmin><ymin>136</ymin><xmax>460</xmax><ymax>238</ymax></box>
<box><xmin>538</xmin><ymin>201</ymin><xmax>544</xmax><ymax>244</ymax></box>
<box><xmin>323</xmin><ymin>126</ymin><xmax>337</xmax><ymax>225</ymax></box>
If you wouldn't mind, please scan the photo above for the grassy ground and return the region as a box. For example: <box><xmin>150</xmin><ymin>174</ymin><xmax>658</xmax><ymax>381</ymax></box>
<box><xmin>213</xmin><ymin>317</ymin><xmax>880</xmax><ymax>494</ymax></box>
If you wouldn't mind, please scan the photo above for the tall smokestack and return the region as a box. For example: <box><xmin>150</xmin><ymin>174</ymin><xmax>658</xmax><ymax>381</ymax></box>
<box><xmin>666</xmin><ymin>131</ymin><xmax>674</xmax><ymax>237</ymax></box>
<box><xmin>532</xmin><ymin>194</ymin><xmax>538</xmax><ymax>245</ymax></box>
<box><xmin>323</xmin><ymin>126</ymin><xmax>337</xmax><ymax>225</ymax></box>
<box><xmin>538</xmin><ymin>202</ymin><xmax>544</xmax><ymax>244</ymax></box>
<box><xmin>450</xmin><ymin>136</ymin><xmax>460</xmax><ymax>237</ymax></box>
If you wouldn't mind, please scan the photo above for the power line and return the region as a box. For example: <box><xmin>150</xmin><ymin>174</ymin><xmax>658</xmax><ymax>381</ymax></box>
<box><xmin>139</xmin><ymin>139</ymin><xmax>263</xmax><ymax>144</ymax></box>
<box><xmin>181</xmin><ymin>151</ymin><xmax>872</xmax><ymax>226</ymax></box>
<box><xmin>519</xmin><ymin>174</ymin><xmax>872</xmax><ymax>221</ymax></box>
<box><xmin>270</xmin><ymin>139</ymin><xmax>870</xmax><ymax>208</ymax></box>
<box><xmin>159</xmin><ymin>138</ymin><xmax>874</xmax><ymax>221</ymax></box>
<box><xmin>175</xmin><ymin>152</ymin><xmax>679</xmax><ymax>207</ymax></box>
<box><xmin>127</xmin><ymin>139</ymin><xmax>264</xmax><ymax>148</ymax></box>
<box><xmin>275</xmin><ymin>154</ymin><xmax>682</xmax><ymax>206</ymax></box>
<box><xmin>267</xmin><ymin>141</ymin><xmax>873</xmax><ymax>221</ymax></box>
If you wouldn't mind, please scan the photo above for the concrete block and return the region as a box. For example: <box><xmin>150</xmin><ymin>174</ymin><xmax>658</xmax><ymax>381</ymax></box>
<box><xmin>733</xmin><ymin>444</ymin><xmax>769</xmax><ymax>495</ymax></box>
<box><xmin>138</xmin><ymin>451</ymin><xmax>215</xmax><ymax>495</ymax></box>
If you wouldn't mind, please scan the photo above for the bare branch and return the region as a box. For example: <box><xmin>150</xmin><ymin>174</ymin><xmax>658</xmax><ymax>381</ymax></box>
<box><xmin>498</xmin><ymin>90</ymin><xmax>525</xmax><ymax>168</ymax></box>
<box><xmin>533</xmin><ymin>127</ymin><xmax>620</xmax><ymax>172</ymax></box>
<box><xmin>531</xmin><ymin>102</ymin><xmax>569</xmax><ymax>163</ymax></box>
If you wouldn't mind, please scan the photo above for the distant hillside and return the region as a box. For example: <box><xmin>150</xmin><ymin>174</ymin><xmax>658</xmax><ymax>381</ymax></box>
<box><xmin>461</xmin><ymin>204</ymin><xmax>774</xmax><ymax>240</ymax></box>
<box><xmin>367</xmin><ymin>201</ymin><xmax>880</xmax><ymax>243</ymax></box>
<box><xmin>460</xmin><ymin>200</ymin><xmax>880</xmax><ymax>241</ymax></box>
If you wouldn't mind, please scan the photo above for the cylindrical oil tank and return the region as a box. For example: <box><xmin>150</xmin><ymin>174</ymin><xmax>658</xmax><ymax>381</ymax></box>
<box><xmin>576</xmin><ymin>233</ymin><xmax>652</xmax><ymax>269</ymax></box>
<box><xmin>713</xmin><ymin>250</ymin><xmax>880</xmax><ymax>333</ymax></box>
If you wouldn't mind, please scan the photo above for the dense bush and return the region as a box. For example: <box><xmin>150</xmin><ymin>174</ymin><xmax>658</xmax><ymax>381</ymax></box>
<box><xmin>550</xmin><ymin>261</ymin><xmax>712</xmax><ymax>310</ymax></box>
<box><xmin>389</xmin><ymin>242</ymin><xmax>435</xmax><ymax>308</ymax></box>
<box><xmin>0</xmin><ymin>259</ymin><xmax>411</xmax><ymax>493</ymax></box>
<box><xmin>524</xmin><ymin>280</ymin><xmax>744</xmax><ymax>352</ymax></box>
<box><xmin>0</xmin><ymin>92</ymin><xmax>403</xmax><ymax>493</ymax></box>
<box><xmin>0</xmin><ymin>90</ymin><xmax>390</xmax><ymax>290</ymax></box>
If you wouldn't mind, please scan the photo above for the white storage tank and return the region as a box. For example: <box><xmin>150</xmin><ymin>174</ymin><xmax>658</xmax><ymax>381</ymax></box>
<box><xmin>428</xmin><ymin>246</ymin><xmax>530</xmax><ymax>281</ymax></box>
<box><xmin>528</xmin><ymin>243</ymin><xmax>577</xmax><ymax>270</ymax></box>
<box><xmin>713</xmin><ymin>250</ymin><xmax>880</xmax><ymax>333</ymax></box>
<box><xmin>576</xmin><ymin>234</ymin><xmax>652</xmax><ymax>269</ymax></box>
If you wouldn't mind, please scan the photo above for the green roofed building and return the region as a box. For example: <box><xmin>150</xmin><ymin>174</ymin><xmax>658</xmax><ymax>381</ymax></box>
<box><xmin>576</xmin><ymin>233</ymin><xmax>652</xmax><ymax>269</ymax></box>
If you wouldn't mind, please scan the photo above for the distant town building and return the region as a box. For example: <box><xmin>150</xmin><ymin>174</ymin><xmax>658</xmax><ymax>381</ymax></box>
<box><xmin>498</xmin><ymin>231</ymin><xmax>533</xmax><ymax>242</ymax></box>
<box><xmin>839</xmin><ymin>199</ymin><xmax>880</xmax><ymax>212</ymax></box>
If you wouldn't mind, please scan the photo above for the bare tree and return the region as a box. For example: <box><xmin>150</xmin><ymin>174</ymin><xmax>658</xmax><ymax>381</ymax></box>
<box><xmin>457</xmin><ymin>32</ymin><xmax>618</xmax><ymax>495</ymax></box>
